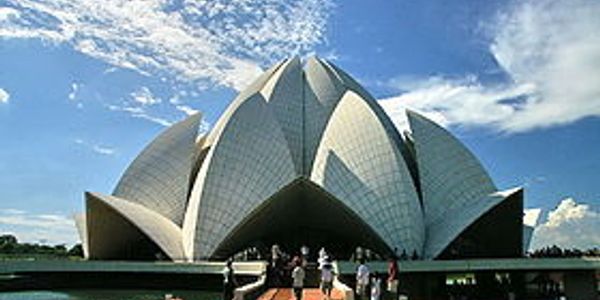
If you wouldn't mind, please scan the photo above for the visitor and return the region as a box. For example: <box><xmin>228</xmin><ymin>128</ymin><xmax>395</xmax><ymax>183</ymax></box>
<box><xmin>355</xmin><ymin>246</ymin><xmax>364</xmax><ymax>262</ymax></box>
<box><xmin>411</xmin><ymin>250</ymin><xmax>419</xmax><ymax>260</ymax></box>
<box><xmin>370</xmin><ymin>272</ymin><xmax>381</xmax><ymax>300</ymax></box>
<box><xmin>317</xmin><ymin>248</ymin><xmax>329</xmax><ymax>270</ymax></box>
<box><xmin>301</xmin><ymin>245</ymin><xmax>310</xmax><ymax>266</ymax></box>
<box><xmin>400</xmin><ymin>249</ymin><xmax>408</xmax><ymax>260</ymax></box>
<box><xmin>387</xmin><ymin>253</ymin><xmax>399</xmax><ymax>296</ymax></box>
<box><xmin>356</xmin><ymin>259</ymin><xmax>370</xmax><ymax>300</ymax></box>
<box><xmin>320</xmin><ymin>257</ymin><xmax>335</xmax><ymax>300</ymax></box>
<box><xmin>222</xmin><ymin>259</ymin><xmax>237</xmax><ymax>300</ymax></box>
<box><xmin>270</xmin><ymin>244</ymin><xmax>283</xmax><ymax>286</ymax></box>
<box><xmin>271</xmin><ymin>244</ymin><xmax>281</xmax><ymax>267</ymax></box>
<box><xmin>318</xmin><ymin>247</ymin><xmax>328</xmax><ymax>269</ymax></box>
<box><xmin>292</xmin><ymin>256</ymin><xmax>306</xmax><ymax>300</ymax></box>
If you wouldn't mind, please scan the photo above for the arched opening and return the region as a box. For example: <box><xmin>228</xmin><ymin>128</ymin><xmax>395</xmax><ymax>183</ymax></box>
<box><xmin>211</xmin><ymin>179</ymin><xmax>392</xmax><ymax>260</ymax></box>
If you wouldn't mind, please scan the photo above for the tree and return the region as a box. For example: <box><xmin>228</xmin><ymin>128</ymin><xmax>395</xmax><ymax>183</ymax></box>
<box><xmin>67</xmin><ymin>243</ymin><xmax>84</xmax><ymax>257</ymax></box>
<box><xmin>0</xmin><ymin>234</ymin><xmax>18</xmax><ymax>253</ymax></box>
<box><xmin>0</xmin><ymin>234</ymin><xmax>18</xmax><ymax>245</ymax></box>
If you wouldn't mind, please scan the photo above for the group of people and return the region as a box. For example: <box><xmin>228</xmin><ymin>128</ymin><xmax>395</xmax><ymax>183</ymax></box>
<box><xmin>354</xmin><ymin>255</ymin><xmax>403</xmax><ymax>300</ymax></box>
<box><xmin>223</xmin><ymin>245</ymin><xmax>338</xmax><ymax>300</ymax></box>
<box><xmin>291</xmin><ymin>246</ymin><xmax>337</xmax><ymax>300</ymax></box>
<box><xmin>222</xmin><ymin>245</ymin><xmax>409</xmax><ymax>300</ymax></box>
<box><xmin>352</xmin><ymin>246</ymin><xmax>419</xmax><ymax>263</ymax></box>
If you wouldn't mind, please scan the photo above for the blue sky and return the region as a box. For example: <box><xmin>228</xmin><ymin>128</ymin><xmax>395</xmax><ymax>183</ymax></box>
<box><xmin>0</xmin><ymin>0</ymin><xmax>598</xmax><ymax>249</ymax></box>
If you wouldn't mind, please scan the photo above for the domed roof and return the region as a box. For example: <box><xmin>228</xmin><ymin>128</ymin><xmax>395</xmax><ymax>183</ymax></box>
<box><xmin>77</xmin><ymin>57</ymin><xmax>525</xmax><ymax>261</ymax></box>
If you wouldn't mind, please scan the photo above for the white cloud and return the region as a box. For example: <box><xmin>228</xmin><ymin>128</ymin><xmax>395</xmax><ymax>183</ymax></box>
<box><xmin>130</xmin><ymin>86</ymin><xmax>161</xmax><ymax>105</ymax></box>
<box><xmin>0</xmin><ymin>208</ymin><xmax>79</xmax><ymax>245</ymax></box>
<box><xmin>0</xmin><ymin>6</ymin><xmax>19</xmax><ymax>21</ymax></box>
<box><xmin>169</xmin><ymin>95</ymin><xmax>181</xmax><ymax>105</ymax></box>
<box><xmin>379</xmin><ymin>76</ymin><xmax>535</xmax><ymax>131</ymax></box>
<box><xmin>530</xmin><ymin>198</ymin><xmax>600</xmax><ymax>250</ymax></box>
<box><xmin>524</xmin><ymin>208</ymin><xmax>542</xmax><ymax>227</ymax></box>
<box><xmin>68</xmin><ymin>83</ymin><xmax>78</xmax><ymax>101</ymax></box>
<box><xmin>175</xmin><ymin>104</ymin><xmax>211</xmax><ymax>133</ymax></box>
<box><xmin>379</xmin><ymin>0</ymin><xmax>600</xmax><ymax>133</ymax></box>
<box><xmin>107</xmin><ymin>88</ymin><xmax>207</xmax><ymax>127</ymax></box>
<box><xmin>107</xmin><ymin>104</ymin><xmax>173</xmax><ymax>127</ymax></box>
<box><xmin>91</xmin><ymin>145</ymin><xmax>115</xmax><ymax>155</ymax></box>
<box><xmin>106</xmin><ymin>105</ymin><xmax>143</xmax><ymax>115</ymax></box>
<box><xmin>491</xmin><ymin>0</ymin><xmax>600</xmax><ymax>131</ymax></box>
<box><xmin>0</xmin><ymin>208</ymin><xmax>25</xmax><ymax>215</ymax></box>
<box><xmin>0</xmin><ymin>88</ymin><xmax>10</xmax><ymax>103</ymax></box>
<box><xmin>0</xmin><ymin>0</ymin><xmax>333</xmax><ymax>91</ymax></box>
<box><xmin>67</xmin><ymin>83</ymin><xmax>83</xmax><ymax>108</ymax></box>
<box><xmin>132</xmin><ymin>113</ymin><xmax>173</xmax><ymax>127</ymax></box>
<box><xmin>175</xmin><ymin>104</ymin><xmax>198</xmax><ymax>116</ymax></box>
<box><xmin>74</xmin><ymin>138</ymin><xmax>116</xmax><ymax>156</ymax></box>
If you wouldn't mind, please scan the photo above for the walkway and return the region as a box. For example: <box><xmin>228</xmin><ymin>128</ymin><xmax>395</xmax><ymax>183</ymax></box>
<box><xmin>258</xmin><ymin>288</ymin><xmax>345</xmax><ymax>300</ymax></box>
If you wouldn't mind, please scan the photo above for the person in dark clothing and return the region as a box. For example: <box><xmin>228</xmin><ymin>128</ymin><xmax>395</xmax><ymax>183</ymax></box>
<box><xmin>387</xmin><ymin>254</ymin><xmax>399</xmax><ymax>296</ymax></box>
<box><xmin>222</xmin><ymin>259</ymin><xmax>237</xmax><ymax>300</ymax></box>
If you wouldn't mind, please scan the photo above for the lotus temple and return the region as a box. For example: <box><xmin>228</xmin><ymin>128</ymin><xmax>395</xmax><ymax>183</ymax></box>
<box><xmin>75</xmin><ymin>57</ymin><xmax>529</xmax><ymax>262</ymax></box>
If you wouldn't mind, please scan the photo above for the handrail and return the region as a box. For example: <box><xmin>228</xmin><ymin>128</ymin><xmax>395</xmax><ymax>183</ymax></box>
<box><xmin>332</xmin><ymin>261</ymin><xmax>354</xmax><ymax>300</ymax></box>
<box><xmin>233</xmin><ymin>273</ymin><xmax>267</xmax><ymax>300</ymax></box>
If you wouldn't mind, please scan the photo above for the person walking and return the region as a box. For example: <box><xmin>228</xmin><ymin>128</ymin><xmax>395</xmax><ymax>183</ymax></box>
<box><xmin>222</xmin><ymin>259</ymin><xmax>237</xmax><ymax>300</ymax></box>
<box><xmin>370</xmin><ymin>272</ymin><xmax>381</xmax><ymax>300</ymax></box>
<box><xmin>301</xmin><ymin>245</ymin><xmax>310</xmax><ymax>267</ymax></box>
<box><xmin>318</xmin><ymin>247</ymin><xmax>328</xmax><ymax>269</ymax></box>
<box><xmin>292</xmin><ymin>256</ymin><xmax>306</xmax><ymax>300</ymax></box>
<box><xmin>356</xmin><ymin>259</ymin><xmax>370</xmax><ymax>300</ymax></box>
<box><xmin>387</xmin><ymin>253</ymin><xmax>399</xmax><ymax>296</ymax></box>
<box><xmin>320</xmin><ymin>257</ymin><xmax>335</xmax><ymax>300</ymax></box>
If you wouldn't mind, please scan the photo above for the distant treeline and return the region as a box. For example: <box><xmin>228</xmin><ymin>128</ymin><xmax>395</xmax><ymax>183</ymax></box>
<box><xmin>527</xmin><ymin>245</ymin><xmax>599</xmax><ymax>258</ymax></box>
<box><xmin>0</xmin><ymin>234</ymin><xmax>83</xmax><ymax>259</ymax></box>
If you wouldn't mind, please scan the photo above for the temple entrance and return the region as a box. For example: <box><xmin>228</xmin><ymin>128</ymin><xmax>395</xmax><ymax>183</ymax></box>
<box><xmin>212</xmin><ymin>178</ymin><xmax>391</xmax><ymax>260</ymax></box>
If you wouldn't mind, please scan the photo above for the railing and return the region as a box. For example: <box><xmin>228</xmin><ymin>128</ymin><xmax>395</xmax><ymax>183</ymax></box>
<box><xmin>333</xmin><ymin>261</ymin><xmax>354</xmax><ymax>300</ymax></box>
<box><xmin>233</xmin><ymin>273</ymin><xmax>268</xmax><ymax>300</ymax></box>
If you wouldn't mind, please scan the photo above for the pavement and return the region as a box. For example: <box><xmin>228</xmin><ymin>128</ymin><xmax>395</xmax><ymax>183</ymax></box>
<box><xmin>258</xmin><ymin>288</ymin><xmax>345</xmax><ymax>300</ymax></box>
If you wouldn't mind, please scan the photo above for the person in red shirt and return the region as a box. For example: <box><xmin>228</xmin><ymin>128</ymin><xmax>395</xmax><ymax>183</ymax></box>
<box><xmin>387</xmin><ymin>252</ymin><xmax>399</xmax><ymax>296</ymax></box>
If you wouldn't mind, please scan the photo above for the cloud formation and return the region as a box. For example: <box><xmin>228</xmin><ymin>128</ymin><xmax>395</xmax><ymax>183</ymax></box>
<box><xmin>523</xmin><ymin>208</ymin><xmax>542</xmax><ymax>227</ymax></box>
<box><xmin>68</xmin><ymin>83</ymin><xmax>78</xmax><ymax>101</ymax></box>
<box><xmin>0</xmin><ymin>208</ymin><xmax>79</xmax><ymax>245</ymax></box>
<box><xmin>380</xmin><ymin>0</ymin><xmax>600</xmax><ymax>133</ymax></box>
<box><xmin>74</xmin><ymin>138</ymin><xmax>116</xmax><ymax>156</ymax></box>
<box><xmin>105</xmin><ymin>86</ymin><xmax>171</xmax><ymax>126</ymax></box>
<box><xmin>379</xmin><ymin>76</ymin><xmax>535</xmax><ymax>130</ymax></box>
<box><xmin>0</xmin><ymin>88</ymin><xmax>9</xmax><ymax>103</ymax></box>
<box><xmin>130</xmin><ymin>86</ymin><xmax>161</xmax><ymax>105</ymax></box>
<box><xmin>0</xmin><ymin>0</ymin><xmax>332</xmax><ymax>91</ymax></box>
<box><xmin>175</xmin><ymin>104</ymin><xmax>198</xmax><ymax>116</ymax></box>
<box><xmin>67</xmin><ymin>82</ymin><xmax>84</xmax><ymax>109</ymax></box>
<box><xmin>530</xmin><ymin>198</ymin><xmax>600</xmax><ymax>250</ymax></box>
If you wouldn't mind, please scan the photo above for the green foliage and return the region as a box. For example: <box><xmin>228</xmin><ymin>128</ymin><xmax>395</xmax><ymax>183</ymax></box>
<box><xmin>67</xmin><ymin>244</ymin><xmax>84</xmax><ymax>257</ymax></box>
<box><xmin>0</xmin><ymin>234</ymin><xmax>83</xmax><ymax>260</ymax></box>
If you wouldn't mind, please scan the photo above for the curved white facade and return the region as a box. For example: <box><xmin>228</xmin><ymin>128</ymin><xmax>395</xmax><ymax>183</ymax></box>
<box><xmin>407</xmin><ymin>110</ymin><xmax>497</xmax><ymax>227</ymax></box>
<box><xmin>113</xmin><ymin>114</ymin><xmax>201</xmax><ymax>226</ymax></box>
<box><xmin>183</xmin><ymin>93</ymin><xmax>297</xmax><ymax>260</ymax></box>
<box><xmin>311</xmin><ymin>90</ymin><xmax>424</xmax><ymax>254</ymax></box>
<box><xmin>78</xmin><ymin>57</ymin><xmax>525</xmax><ymax>261</ymax></box>
<box><xmin>85</xmin><ymin>192</ymin><xmax>185</xmax><ymax>260</ymax></box>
